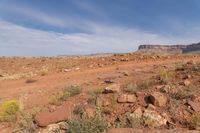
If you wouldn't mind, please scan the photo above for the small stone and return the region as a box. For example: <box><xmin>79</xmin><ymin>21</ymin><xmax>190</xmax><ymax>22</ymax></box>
<box><xmin>103</xmin><ymin>84</ymin><xmax>120</xmax><ymax>93</ymax></box>
<box><xmin>183</xmin><ymin>79</ymin><xmax>191</xmax><ymax>86</ymax></box>
<box><xmin>75</xmin><ymin>67</ymin><xmax>80</xmax><ymax>70</ymax></box>
<box><xmin>147</xmin><ymin>104</ymin><xmax>156</xmax><ymax>110</ymax></box>
<box><xmin>64</xmin><ymin>69</ymin><xmax>71</xmax><ymax>72</ymax></box>
<box><xmin>58</xmin><ymin>122</ymin><xmax>68</xmax><ymax>130</ymax></box>
<box><xmin>149</xmin><ymin>92</ymin><xmax>167</xmax><ymax>107</ymax></box>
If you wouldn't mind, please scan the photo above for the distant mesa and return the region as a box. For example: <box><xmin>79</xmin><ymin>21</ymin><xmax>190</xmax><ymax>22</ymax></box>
<box><xmin>138</xmin><ymin>42</ymin><xmax>200</xmax><ymax>54</ymax></box>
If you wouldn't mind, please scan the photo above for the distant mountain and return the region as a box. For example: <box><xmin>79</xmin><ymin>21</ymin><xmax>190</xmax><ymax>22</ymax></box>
<box><xmin>138</xmin><ymin>42</ymin><xmax>200</xmax><ymax>54</ymax></box>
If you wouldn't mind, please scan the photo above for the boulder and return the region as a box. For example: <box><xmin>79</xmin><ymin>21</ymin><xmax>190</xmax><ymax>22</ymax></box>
<box><xmin>127</xmin><ymin>95</ymin><xmax>137</xmax><ymax>103</ymax></box>
<box><xmin>117</xmin><ymin>94</ymin><xmax>127</xmax><ymax>103</ymax></box>
<box><xmin>130</xmin><ymin>107</ymin><xmax>143</xmax><ymax>119</ymax></box>
<box><xmin>143</xmin><ymin>109</ymin><xmax>167</xmax><ymax>127</ymax></box>
<box><xmin>117</xmin><ymin>94</ymin><xmax>136</xmax><ymax>103</ymax></box>
<box><xmin>35</xmin><ymin>106</ymin><xmax>72</xmax><ymax>127</ymax></box>
<box><xmin>149</xmin><ymin>92</ymin><xmax>167</xmax><ymax>107</ymax></box>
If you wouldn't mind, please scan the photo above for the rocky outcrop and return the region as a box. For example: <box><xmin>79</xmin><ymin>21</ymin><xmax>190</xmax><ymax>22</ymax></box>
<box><xmin>182</xmin><ymin>42</ymin><xmax>200</xmax><ymax>53</ymax></box>
<box><xmin>138</xmin><ymin>42</ymin><xmax>200</xmax><ymax>54</ymax></box>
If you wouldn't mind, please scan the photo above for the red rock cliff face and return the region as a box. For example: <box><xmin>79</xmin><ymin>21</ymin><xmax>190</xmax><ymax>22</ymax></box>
<box><xmin>138</xmin><ymin>42</ymin><xmax>200</xmax><ymax>54</ymax></box>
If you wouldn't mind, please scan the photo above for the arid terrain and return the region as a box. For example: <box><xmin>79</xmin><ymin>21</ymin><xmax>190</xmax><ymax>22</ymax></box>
<box><xmin>1</xmin><ymin>53</ymin><xmax>200</xmax><ymax>133</ymax></box>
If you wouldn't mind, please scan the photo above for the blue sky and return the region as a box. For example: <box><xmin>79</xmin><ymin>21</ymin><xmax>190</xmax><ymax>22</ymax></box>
<box><xmin>0</xmin><ymin>0</ymin><xmax>200</xmax><ymax>56</ymax></box>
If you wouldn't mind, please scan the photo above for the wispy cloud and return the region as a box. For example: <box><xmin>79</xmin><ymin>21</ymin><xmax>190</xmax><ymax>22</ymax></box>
<box><xmin>1</xmin><ymin>19</ymin><xmax>199</xmax><ymax>56</ymax></box>
<box><xmin>75</xmin><ymin>1</ymin><xmax>106</xmax><ymax>18</ymax></box>
<box><xmin>0</xmin><ymin>4</ymin><xmax>67</xmax><ymax>28</ymax></box>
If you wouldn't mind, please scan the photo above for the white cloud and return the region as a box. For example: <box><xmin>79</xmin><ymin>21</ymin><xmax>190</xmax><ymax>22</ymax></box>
<box><xmin>0</xmin><ymin>20</ymin><xmax>200</xmax><ymax>56</ymax></box>
<box><xmin>0</xmin><ymin>4</ymin><xmax>67</xmax><ymax>28</ymax></box>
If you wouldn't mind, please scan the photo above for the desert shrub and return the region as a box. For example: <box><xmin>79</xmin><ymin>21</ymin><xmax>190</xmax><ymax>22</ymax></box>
<box><xmin>49</xmin><ymin>91</ymin><xmax>70</xmax><ymax>105</ymax></box>
<box><xmin>159</xmin><ymin>70</ymin><xmax>175</xmax><ymax>84</ymax></box>
<box><xmin>66</xmin><ymin>85</ymin><xmax>82</xmax><ymax>97</ymax></box>
<box><xmin>188</xmin><ymin>113</ymin><xmax>200</xmax><ymax>129</ymax></box>
<box><xmin>171</xmin><ymin>86</ymin><xmax>196</xmax><ymax>100</ymax></box>
<box><xmin>40</xmin><ymin>67</ymin><xmax>48</xmax><ymax>76</ymax></box>
<box><xmin>49</xmin><ymin>85</ymin><xmax>81</xmax><ymax>105</ymax></box>
<box><xmin>123</xmin><ymin>83</ymin><xmax>138</xmax><ymax>94</ymax></box>
<box><xmin>101</xmin><ymin>95</ymin><xmax>117</xmax><ymax>115</ymax></box>
<box><xmin>13</xmin><ymin>109</ymin><xmax>39</xmax><ymax>133</ymax></box>
<box><xmin>114</xmin><ymin>114</ymin><xmax>141</xmax><ymax>128</ymax></box>
<box><xmin>73</xmin><ymin>104</ymin><xmax>84</xmax><ymax>117</ymax></box>
<box><xmin>0</xmin><ymin>100</ymin><xmax>20</xmax><ymax>122</ymax></box>
<box><xmin>193</xmin><ymin>63</ymin><xmax>200</xmax><ymax>72</ymax></box>
<box><xmin>166</xmin><ymin>99</ymin><xmax>179</xmax><ymax>117</ymax></box>
<box><xmin>87</xmin><ymin>88</ymin><xmax>103</xmax><ymax>105</ymax></box>
<box><xmin>137</xmin><ymin>79</ymin><xmax>155</xmax><ymax>90</ymax></box>
<box><xmin>67</xmin><ymin>107</ymin><xmax>108</xmax><ymax>133</ymax></box>
<box><xmin>25</xmin><ymin>79</ymin><xmax>37</xmax><ymax>84</ymax></box>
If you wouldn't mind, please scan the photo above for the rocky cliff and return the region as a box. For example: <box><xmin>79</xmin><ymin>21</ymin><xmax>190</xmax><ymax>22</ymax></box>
<box><xmin>138</xmin><ymin>42</ymin><xmax>200</xmax><ymax>54</ymax></box>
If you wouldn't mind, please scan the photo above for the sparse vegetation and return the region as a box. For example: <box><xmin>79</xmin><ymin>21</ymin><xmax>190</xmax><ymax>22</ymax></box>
<box><xmin>159</xmin><ymin>69</ymin><xmax>175</xmax><ymax>84</ymax></box>
<box><xmin>137</xmin><ymin>79</ymin><xmax>156</xmax><ymax>90</ymax></box>
<box><xmin>40</xmin><ymin>67</ymin><xmax>48</xmax><ymax>76</ymax></box>
<box><xmin>66</xmin><ymin>85</ymin><xmax>82</xmax><ymax>97</ymax></box>
<box><xmin>87</xmin><ymin>88</ymin><xmax>103</xmax><ymax>105</ymax></box>
<box><xmin>123</xmin><ymin>83</ymin><xmax>138</xmax><ymax>94</ymax></box>
<box><xmin>188</xmin><ymin>113</ymin><xmax>200</xmax><ymax>129</ymax></box>
<box><xmin>50</xmin><ymin>85</ymin><xmax>82</xmax><ymax>105</ymax></box>
<box><xmin>13</xmin><ymin>109</ymin><xmax>39</xmax><ymax>133</ymax></box>
<box><xmin>102</xmin><ymin>95</ymin><xmax>117</xmax><ymax>115</ymax></box>
<box><xmin>171</xmin><ymin>86</ymin><xmax>196</xmax><ymax>100</ymax></box>
<box><xmin>114</xmin><ymin>114</ymin><xmax>141</xmax><ymax>128</ymax></box>
<box><xmin>68</xmin><ymin>107</ymin><xmax>108</xmax><ymax>133</ymax></box>
<box><xmin>73</xmin><ymin>104</ymin><xmax>84</xmax><ymax>117</ymax></box>
<box><xmin>0</xmin><ymin>100</ymin><xmax>20</xmax><ymax>122</ymax></box>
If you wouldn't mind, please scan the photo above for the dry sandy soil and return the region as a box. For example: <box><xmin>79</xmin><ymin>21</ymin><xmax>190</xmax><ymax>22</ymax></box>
<box><xmin>0</xmin><ymin>53</ymin><xmax>200</xmax><ymax>132</ymax></box>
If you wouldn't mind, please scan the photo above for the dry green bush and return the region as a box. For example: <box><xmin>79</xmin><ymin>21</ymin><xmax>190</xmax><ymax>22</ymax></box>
<box><xmin>123</xmin><ymin>83</ymin><xmax>138</xmax><ymax>94</ymax></box>
<box><xmin>13</xmin><ymin>109</ymin><xmax>40</xmax><ymax>133</ymax></box>
<box><xmin>87</xmin><ymin>88</ymin><xmax>103</xmax><ymax>105</ymax></box>
<box><xmin>159</xmin><ymin>70</ymin><xmax>175</xmax><ymax>84</ymax></box>
<box><xmin>171</xmin><ymin>86</ymin><xmax>196</xmax><ymax>100</ymax></box>
<box><xmin>68</xmin><ymin>107</ymin><xmax>108</xmax><ymax>133</ymax></box>
<box><xmin>0</xmin><ymin>100</ymin><xmax>20</xmax><ymax>122</ymax></box>
<box><xmin>188</xmin><ymin>113</ymin><xmax>200</xmax><ymax>129</ymax></box>
<box><xmin>50</xmin><ymin>85</ymin><xmax>82</xmax><ymax>105</ymax></box>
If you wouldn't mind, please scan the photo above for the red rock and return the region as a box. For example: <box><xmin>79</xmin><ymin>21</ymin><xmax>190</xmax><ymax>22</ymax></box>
<box><xmin>188</xmin><ymin>100</ymin><xmax>200</xmax><ymax>112</ymax></box>
<box><xmin>149</xmin><ymin>92</ymin><xmax>167</xmax><ymax>107</ymax></box>
<box><xmin>117</xmin><ymin>94</ymin><xmax>136</xmax><ymax>103</ymax></box>
<box><xmin>136</xmin><ymin>92</ymin><xmax>146</xmax><ymax>106</ymax></box>
<box><xmin>35</xmin><ymin>106</ymin><xmax>72</xmax><ymax>127</ymax></box>
<box><xmin>127</xmin><ymin>94</ymin><xmax>136</xmax><ymax>103</ymax></box>
<box><xmin>117</xmin><ymin>94</ymin><xmax>127</xmax><ymax>103</ymax></box>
